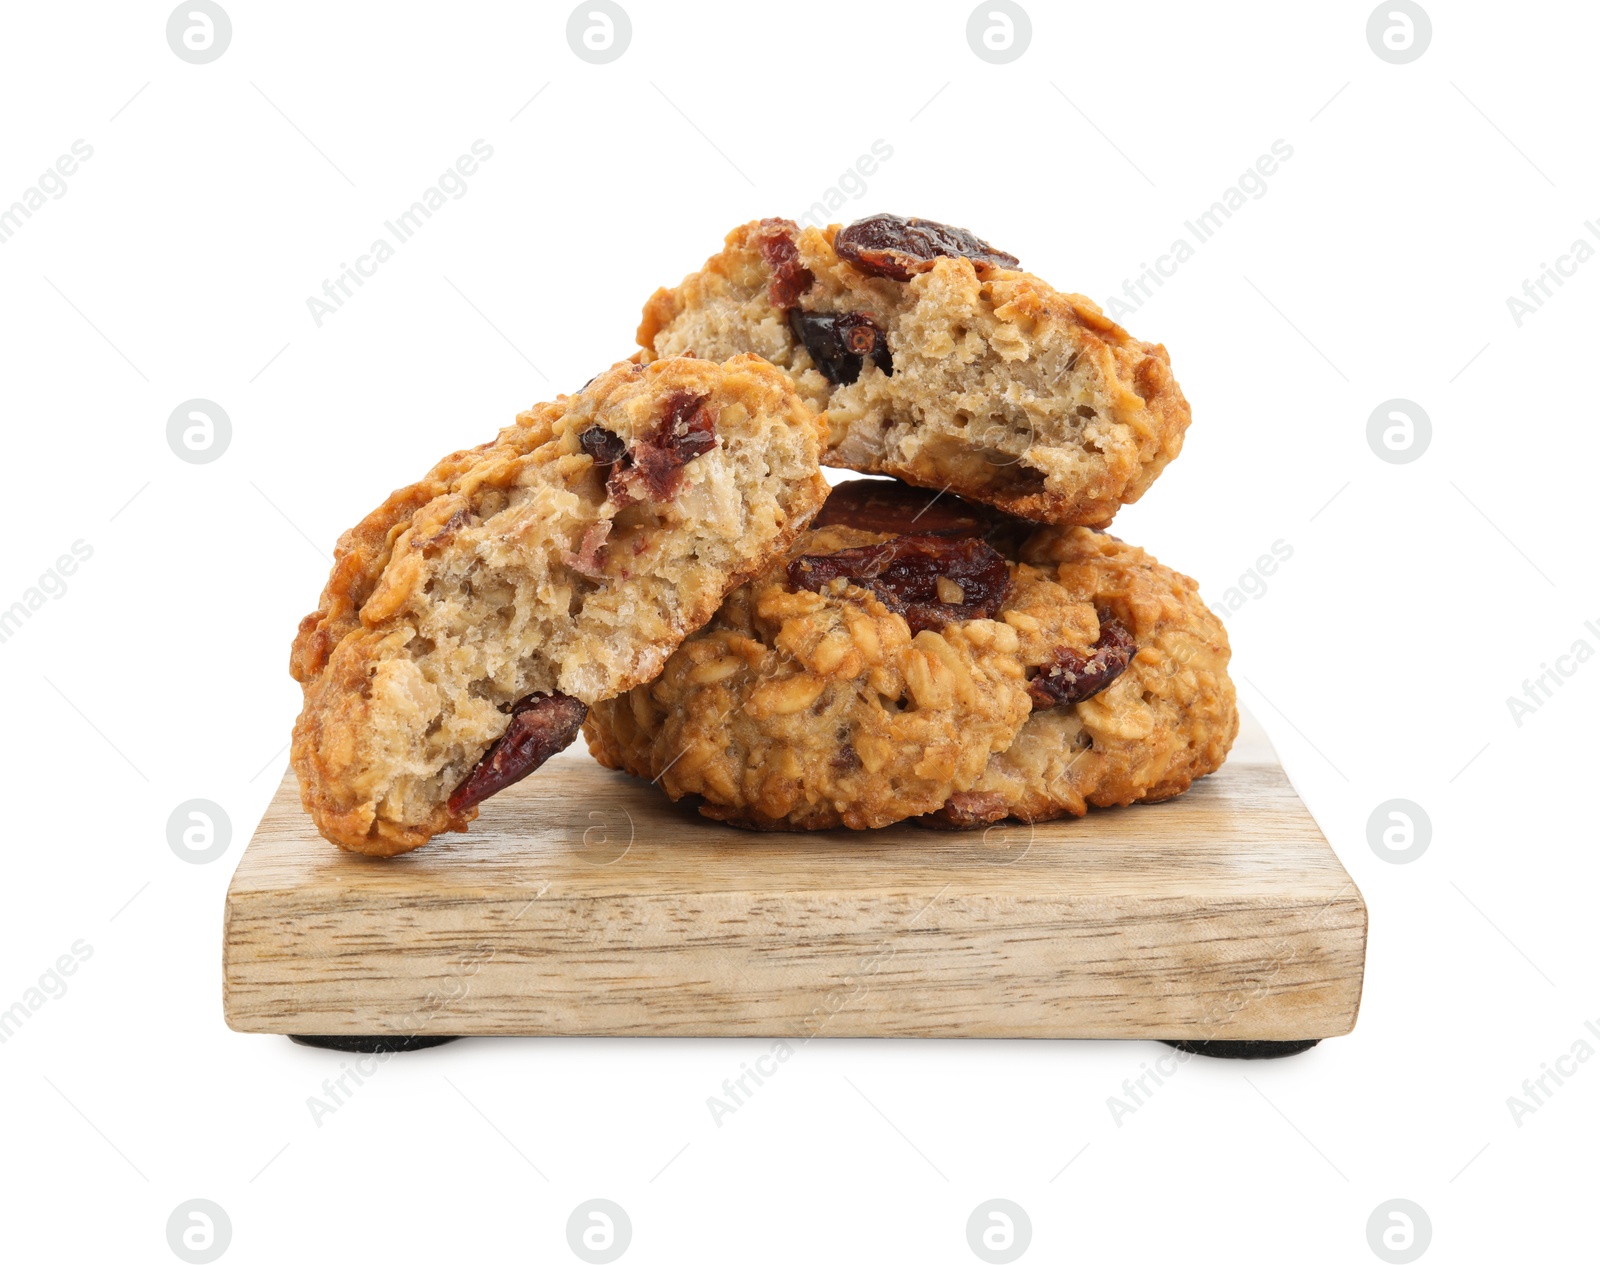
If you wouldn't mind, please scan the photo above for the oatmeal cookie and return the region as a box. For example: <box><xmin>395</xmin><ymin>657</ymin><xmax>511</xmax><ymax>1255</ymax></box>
<box><xmin>584</xmin><ymin>479</ymin><xmax>1235</xmax><ymax>829</ymax></box>
<box><xmin>637</xmin><ymin>215</ymin><xmax>1191</xmax><ymax>526</ymax></box>
<box><xmin>290</xmin><ymin>355</ymin><xmax>829</xmax><ymax>855</ymax></box>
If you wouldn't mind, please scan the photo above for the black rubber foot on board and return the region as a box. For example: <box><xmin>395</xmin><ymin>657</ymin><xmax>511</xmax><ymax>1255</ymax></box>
<box><xmin>1162</xmin><ymin>1039</ymin><xmax>1321</xmax><ymax>1059</ymax></box>
<box><xmin>289</xmin><ymin>1034</ymin><xmax>462</xmax><ymax>1054</ymax></box>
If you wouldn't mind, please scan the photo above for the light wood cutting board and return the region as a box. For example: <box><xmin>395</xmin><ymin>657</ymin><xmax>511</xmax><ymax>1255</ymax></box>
<box><xmin>223</xmin><ymin>711</ymin><xmax>1366</xmax><ymax>1043</ymax></box>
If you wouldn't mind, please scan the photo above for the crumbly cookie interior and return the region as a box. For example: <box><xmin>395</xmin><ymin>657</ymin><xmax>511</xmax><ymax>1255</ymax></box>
<box><xmin>291</xmin><ymin>355</ymin><xmax>827</xmax><ymax>853</ymax></box>
<box><xmin>638</xmin><ymin>221</ymin><xmax>1189</xmax><ymax>525</ymax></box>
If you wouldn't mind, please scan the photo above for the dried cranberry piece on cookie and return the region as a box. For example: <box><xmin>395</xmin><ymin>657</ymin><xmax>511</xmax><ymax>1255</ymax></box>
<box><xmin>813</xmin><ymin>479</ymin><xmax>1026</xmax><ymax>552</ymax></box>
<box><xmin>833</xmin><ymin>213</ymin><xmax>1019</xmax><ymax>281</ymax></box>
<box><xmin>610</xmin><ymin>390</ymin><xmax>718</xmax><ymax>503</ymax></box>
<box><xmin>788</xmin><ymin>534</ymin><xmax>1010</xmax><ymax>633</ymax></box>
<box><xmin>787</xmin><ymin>310</ymin><xmax>893</xmax><ymax>385</ymax></box>
<box><xmin>753</xmin><ymin>217</ymin><xmax>815</xmax><ymax>310</ymax></box>
<box><xmin>447</xmin><ymin>693</ymin><xmax>588</xmax><ymax>813</ymax></box>
<box><xmin>1027</xmin><ymin>615</ymin><xmax>1135</xmax><ymax>709</ymax></box>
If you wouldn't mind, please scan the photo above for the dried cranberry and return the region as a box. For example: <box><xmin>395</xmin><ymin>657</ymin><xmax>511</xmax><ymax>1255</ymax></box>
<box><xmin>788</xmin><ymin>309</ymin><xmax>893</xmax><ymax>385</ymax></box>
<box><xmin>597</xmin><ymin>392</ymin><xmax>719</xmax><ymax>504</ymax></box>
<box><xmin>788</xmin><ymin>535</ymin><xmax>1010</xmax><ymax>633</ymax></box>
<box><xmin>1027</xmin><ymin>615</ymin><xmax>1135</xmax><ymax>709</ymax></box>
<box><xmin>578</xmin><ymin>425</ymin><xmax>626</xmax><ymax>471</ymax></box>
<box><xmin>754</xmin><ymin>217</ymin><xmax>815</xmax><ymax>310</ymax></box>
<box><xmin>628</xmin><ymin>390</ymin><xmax>716</xmax><ymax>500</ymax></box>
<box><xmin>447</xmin><ymin>692</ymin><xmax>588</xmax><ymax>813</ymax></box>
<box><xmin>834</xmin><ymin>214</ymin><xmax>1019</xmax><ymax>282</ymax></box>
<box><xmin>814</xmin><ymin>479</ymin><xmax>1024</xmax><ymax>552</ymax></box>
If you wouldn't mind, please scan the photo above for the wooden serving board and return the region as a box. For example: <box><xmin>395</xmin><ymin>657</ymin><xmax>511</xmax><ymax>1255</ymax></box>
<box><xmin>223</xmin><ymin>712</ymin><xmax>1366</xmax><ymax>1042</ymax></box>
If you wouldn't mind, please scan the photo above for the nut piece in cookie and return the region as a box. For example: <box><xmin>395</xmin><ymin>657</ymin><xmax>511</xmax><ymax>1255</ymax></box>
<box><xmin>584</xmin><ymin>478</ymin><xmax>1235</xmax><ymax>830</ymax></box>
<box><xmin>290</xmin><ymin>355</ymin><xmax>829</xmax><ymax>855</ymax></box>
<box><xmin>638</xmin><ymin>216</ymin><xmax>1191</xmax><ymax>526</ymax></box>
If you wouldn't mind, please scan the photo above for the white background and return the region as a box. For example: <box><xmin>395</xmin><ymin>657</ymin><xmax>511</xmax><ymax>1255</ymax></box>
<box><xmin>1</xmin><ymin>1</ymin><xmax>1595</xmax><ymax>1261</ymax></box>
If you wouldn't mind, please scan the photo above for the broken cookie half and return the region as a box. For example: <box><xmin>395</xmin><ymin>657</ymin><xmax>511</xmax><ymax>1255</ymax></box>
<box><xmin>289</xmin><ymin>355</ymin><xmax>829</xmax><ymax>855</ymax></box>
<box><xmin>637</xmin><ymin>214</ymin><xmax>1192</xmax><ymax>527</ymax></box>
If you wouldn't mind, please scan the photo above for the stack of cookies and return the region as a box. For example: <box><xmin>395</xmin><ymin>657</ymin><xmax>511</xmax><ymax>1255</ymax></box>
<box><xmin>290</xmin><ymin>215</ymin><xmax>1237</xmax><ymax>854</ymax></box>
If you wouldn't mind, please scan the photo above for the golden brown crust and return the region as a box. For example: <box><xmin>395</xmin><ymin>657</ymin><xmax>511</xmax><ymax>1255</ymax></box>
<box><xmin>949</xmin><ymin>526</ymin><xmax>1238</xmax><ymax>824</ymax></box>
<box><xmin>291</xmin><ymin>356</ymin><xmax>829</xmax><ymax>855</ymax></box>
<box><xmin>638</xmin><ymin>219</ymin><xmax>1191</xmax><ymax>527</ymax></box>
<box><xmin>584</xmin><ymin>515</ymin><xmax>1234</xmax><ymax>830</ymax></box>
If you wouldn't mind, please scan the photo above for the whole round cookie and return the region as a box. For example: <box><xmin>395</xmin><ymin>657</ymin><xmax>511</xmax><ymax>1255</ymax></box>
<box><xmin>584</xmin><ymin>479</ymin><xmax>1236</xmax><ymax>829</ymax></box>
<box><xmin>637</xmin><ymin>215</ymin><xmax>1191</xmax><ymax>526</ymax></box>
<box><xmin>290</xmin><ymin>355</ymin><xmax>829</xmax><ymax>855</ymax></box>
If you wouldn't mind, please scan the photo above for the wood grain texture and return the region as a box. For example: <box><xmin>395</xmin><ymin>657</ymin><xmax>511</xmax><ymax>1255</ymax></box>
<box><xmin>223</xmin><ymin>711</ymin><xmax>1366</xmax><ymax>1041</ymax></box>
